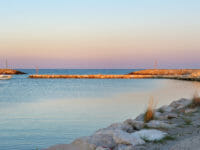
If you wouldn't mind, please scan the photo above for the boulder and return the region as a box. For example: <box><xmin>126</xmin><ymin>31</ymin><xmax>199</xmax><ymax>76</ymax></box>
<box><xmin>169</xmin><ymin>98</ymin><xmax>191</xmax><ymax>109</ymax></box>
<box><xmin>95</xmin><ymin>129</ymin><xmax>145</xmax><ymax>146</ymax></box>
<box><xmin>131</xmin><ymin>129</ymin><xmax>167</xmax><ymax>141</ymax></box>
<box><xmin>96</xmin><ymin>147</ymin><xmax>111</xmax><ymax>150</ymax></box>
<box><xmin>90</xmin><ymin>133</ymin><xmax>116</xmax><ymax>148</ymax></box>
<box><xmin>184</xmin><ymin>108</ymin><xmax>198</xmax><ymax>114</ymax></box>
<box><xmin>159</xmin><ymin>105</ymin><xmax>174</xmax><ymax>112</ymax></box>
<box><xmin>106</xmin><ymin>122</ymin><xmax>133</xmax><ymax>132</ymax></box>
<box><xmin>72</xmin><ymin>136</ymin><xmax>96</xmax><ymax>150</ymax></box>
<box><xmin>154</xmin><ymin>112</ymin><xmax>165</xmax><ymax>120</ymax></box>
<box><xmin>114</xmin><ymin>144</ymin><xmax>145</xmax><ymax>150</ymax></box>
<box><xmin>123</xmin><ymin>119</ymin><xmax>145</xmax><ymax>130</ymax></box>
<box><xmin>46</xmin><ymin>142</ymin><xmax>95</xmax><ymax>150</ymax></box>
<box><xmin>146</xmin><ymin>120</ymin><xmax>176</xmax><ymax>129</ymax></box>
<box><xmin>135</xmin><ymin>114</ymin><xmax>144</xmax><ymax>121</ymax></box>
<box><xmin>165</xmin><ymin>113</ymin><xmax>178</xmax><ymax>119</ymax></box>
<box><xmin>112</xmin><ymin>130</ymin><xmax>145</xmax><ymax>146</ymax></box>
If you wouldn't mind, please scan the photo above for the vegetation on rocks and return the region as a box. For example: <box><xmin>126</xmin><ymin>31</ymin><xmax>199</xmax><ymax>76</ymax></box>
<box><xmin>144</xmin><ymin>97</ymin><xmax>156</xmax><ymax>123</ymax></box>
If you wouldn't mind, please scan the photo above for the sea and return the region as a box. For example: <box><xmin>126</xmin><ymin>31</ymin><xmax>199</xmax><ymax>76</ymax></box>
<box><xmin>0</xmin><ymin>69</ymin><xmax>200</xmax><ymax>150</ymax></box>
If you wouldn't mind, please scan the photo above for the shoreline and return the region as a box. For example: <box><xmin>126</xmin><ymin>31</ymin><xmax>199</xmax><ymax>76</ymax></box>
<box><xmin>45</xmin><ymin>97</ymin><xmax>200</xmax><ymax>150</ymax></box>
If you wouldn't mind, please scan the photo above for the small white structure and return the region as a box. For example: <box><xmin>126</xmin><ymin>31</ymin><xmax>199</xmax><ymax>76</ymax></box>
<box><xmin>0</xmin><ymin>75</ymin><xmax>12</xmax><ymax>80</ymax></box>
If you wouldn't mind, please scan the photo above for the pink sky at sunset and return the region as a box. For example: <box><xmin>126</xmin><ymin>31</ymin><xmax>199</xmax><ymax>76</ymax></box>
<box><xmin>0</xmin><ymin>0</ymin><xmax>200</xmax><ymax>69</ymax></box>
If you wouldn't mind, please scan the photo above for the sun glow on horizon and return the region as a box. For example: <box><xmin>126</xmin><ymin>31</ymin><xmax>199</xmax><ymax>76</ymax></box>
<box><xmin>0</xmin><ymin>0</ymin><xmax>200</xmax><ymax>69</ymax></box>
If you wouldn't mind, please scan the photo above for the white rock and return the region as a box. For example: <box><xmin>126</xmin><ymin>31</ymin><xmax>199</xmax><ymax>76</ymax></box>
<box><xmin>170</xmin><ymin>98</ymin><xmax>191</xmax><ymax>109</ymax></box>
<box><xmin>107</xmin><ymin>122</ymin><xmax>133</xmax><ymax>132</ymax></box>
<box><xmin>184</xmin><ymin>108</ymin><xmax>198</xmax><ymax>114</ymax></box>
<box><xmin>146</xmin><ymin>120</ymin><xmax>176</xmax><ymax>129</ymax></box>
<box><xmin>112</xmin><ymin>130</ymin><xmax>145</xmax><ymax>146</ymax></box>
<box><xmin>95</xmin><ymin>129</ymin><xmax>145</xmax><ymax>146</ymax></box>
<box><xmin>159</xmin><ymin>105</ymin><xmax>174</xmax><ymax>112</ymax></box>
<box><xmin>124</xmin><ymin>119</ymin><xmax>145</xmax><ymax>130</ymax></box>
<box><xmin>131</xmin><ymin>129</ymin><xmax>167</xmax><ymax>141</ymax></box>
<box><xmin>96</xmin><ymin>147</ymin><xmax>110</xmax><ymax>150</ymax></box>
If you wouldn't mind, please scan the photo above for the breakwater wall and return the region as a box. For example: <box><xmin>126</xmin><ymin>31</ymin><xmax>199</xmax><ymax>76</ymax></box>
<box><xmin>29</xmin><ymin>74</ymin><xmax>153</xmax><ymax>79</ymax></box>
<box><xmin>128</xmin><ymin>69</ymin><xmax>200</xmax><ymax>75</ymax></box>
<box><xmin>28</xmin><ymin>69</ymin><xmax>200</xmax><ymax>81</ymax></box>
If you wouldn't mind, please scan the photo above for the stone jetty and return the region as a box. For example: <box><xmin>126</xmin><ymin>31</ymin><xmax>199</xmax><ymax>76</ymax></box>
<box><xmin>29</xmin><ymin>74</ymin><xmax>153</xmax><ymax>79</ymax></box>
<box><xmin>128</xmin><ymin>69</ymin><xmax>200</xmax><ymax>76</ymax></box>
<box><xmin>0</xmin><ymin>69</ymin><xmax>26</xmax><ymax>75</ymax></box>
<box><xmin>45</xmin><ymin>97</ymin><xmax>200</xmax><ymax>150</ymax></box>
<box><xmin>29</xmin><ymin>69</ymin><xmax>200</xmax><ymax>81</ymax></box>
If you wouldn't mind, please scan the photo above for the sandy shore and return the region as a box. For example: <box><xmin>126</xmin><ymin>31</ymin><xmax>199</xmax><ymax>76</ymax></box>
<box><xmin>45</xmin><ymin>97</ymin><xmax>200</xmax><ymax>150</ymax></box>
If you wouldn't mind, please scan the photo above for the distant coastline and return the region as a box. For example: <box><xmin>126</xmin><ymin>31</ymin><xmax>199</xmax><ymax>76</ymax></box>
<box><xmin>0</xmin><ymin>69</ymin><xmax>26</xmax><ymax>75</ymax></box>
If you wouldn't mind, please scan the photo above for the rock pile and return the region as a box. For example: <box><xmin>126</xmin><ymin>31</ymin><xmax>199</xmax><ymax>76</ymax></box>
<box><xmin>46</xmin><ymin>98</ymin><xmax>195</xmax><ymax>150</ymax></box>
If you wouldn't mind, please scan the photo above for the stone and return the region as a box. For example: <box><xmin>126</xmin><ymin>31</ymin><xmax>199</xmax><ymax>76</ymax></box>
<box><xmin>170</xmin><ymin>135</ymin><xmax>200</xmax><ymax>150</ymax></box>
<box><xmin>96</xmin><ymin>146</ymin><xmax>111</xmax><ymax>150</ymax></box>
<box><xmin>114</xmin><ymin>144</ymin><xmax>144</xmax><ymax>150</ymax></box>
<box><xmin>72</xmin><ymin>136</ymin><xmax>96</xmax><ymax>150</ymax></box>
<box><xmin>106</xmin><ymin>122</ymin><xmax>133</xmax><ymax>132</ymax></box>
<box><xmin>90</xmin><ymin>133</ymin><xmax>116</xmax><ymax>148</ymax></box>
<box><xmin>170</xmin><ymin>98</ymin><xmax>192</xmax><ymax>109</ymax></box>
<box><xmin>124</xmin><ymin>119</ymin><xmax>145</xmax><ymax>130</ymax></box>
<box><xmin>146</xmin><ymin>120</ymin><xmax>176</xmax><ymax>129</ymax></box>
<box><xmin>159</xmin><ymin>105</ymin><xmax>174</xmax><ymax>112</ymax></box>
<box><xmin>135</xmin><ymin>113</ymin><xmax>144</xmax><ymax>121</ymax></box>
<box><xmin>95</xmin><ymin>129</ymin><xmax>145</xmax><ymax>146</ymax></box>
<box><xmin>46</xmin><ymin>142</ymin><xmax>95</xmax><ymax>150</ymax></box>
<box><xmin>165</xmin><ymin>113</ymin><xmax>178</xmax><ymax>119</ymax></box>
<box><xmin>131</xmin><ymin>129</ymin><xmax>167</xmax><ymax>141</ymax></box>
<box><xmin>112</xmin><ymin>130</ymin><xmax>145</xmax><ymax>146</ymax></box>
<box><xmin>154</xmin><ymin>112</ymin><xmax>164</xmax><ymax>120</ymax></box>
<box><xmin>184</xmin><ymin>108</ymin><xmax>198</xmax><ymax>114</ymax></box>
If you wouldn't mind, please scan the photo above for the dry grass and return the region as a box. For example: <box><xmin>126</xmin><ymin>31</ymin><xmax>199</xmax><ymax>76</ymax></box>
<box><xmin>144</xmin><ymin>97</ymin><xmax>157</xmax><ymax>123</ymax></box>
<box><xmin>190</xmin><ymin>91</ymin><xmax>200</xmax><ymax>108</ymax></box>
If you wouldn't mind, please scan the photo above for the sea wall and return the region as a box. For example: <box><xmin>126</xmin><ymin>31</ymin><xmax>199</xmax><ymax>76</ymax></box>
<box><xmin>128</xmin><ymin>69</ymin><xmax>200</xmax><ymax>76</ymax></box>
<box><xmin>29</xmin><ymin>69</ymin><xmax>200</xmax><ymax>81</ymax></box>
<box><xmin>45</xmin><ymin>97</ymin><xmax>200</xmax><ymax>150</ymax></box>
<box><xmin>29</xmin><ymin>74</ymin><xmax>153</xmax><ymax>79</ymax></box>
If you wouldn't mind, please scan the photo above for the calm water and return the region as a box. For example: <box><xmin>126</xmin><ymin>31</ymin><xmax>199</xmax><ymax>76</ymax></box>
<box><xmin>0</xmin><ymin>69</ymin><xmax>200</xmax><ymax>150</ymax></box>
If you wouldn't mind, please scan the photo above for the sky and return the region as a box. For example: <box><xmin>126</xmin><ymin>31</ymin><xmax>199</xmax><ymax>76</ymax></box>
<box><xmin>0</xmin><ymin>0</ymin><xmax>200</xmax><ymax>69</ymax></box>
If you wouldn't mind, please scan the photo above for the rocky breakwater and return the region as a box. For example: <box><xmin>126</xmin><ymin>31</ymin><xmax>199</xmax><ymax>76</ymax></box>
<box><xmin>129</xmin><ymin>69</ymin><xmax>200</xmax><ymax>81</ymax></box>
<box><xmin>0</xmin><ymin>69</ymin><xmax>26</xmax><ymax>75</ymax></box>
<box><xmin>29</xmin><ymin>74</ymin><xmax>154</xmax><ymax>79</ymax></box>
<box><xmin>128</xmin><ymin>69</ymin><xmax>200</xmax><ymax>76</ymax></box>
<box><xmin>46</xmin><ymin>97</ymin><xmax>200</xmax><ymax>150</ymax></box>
